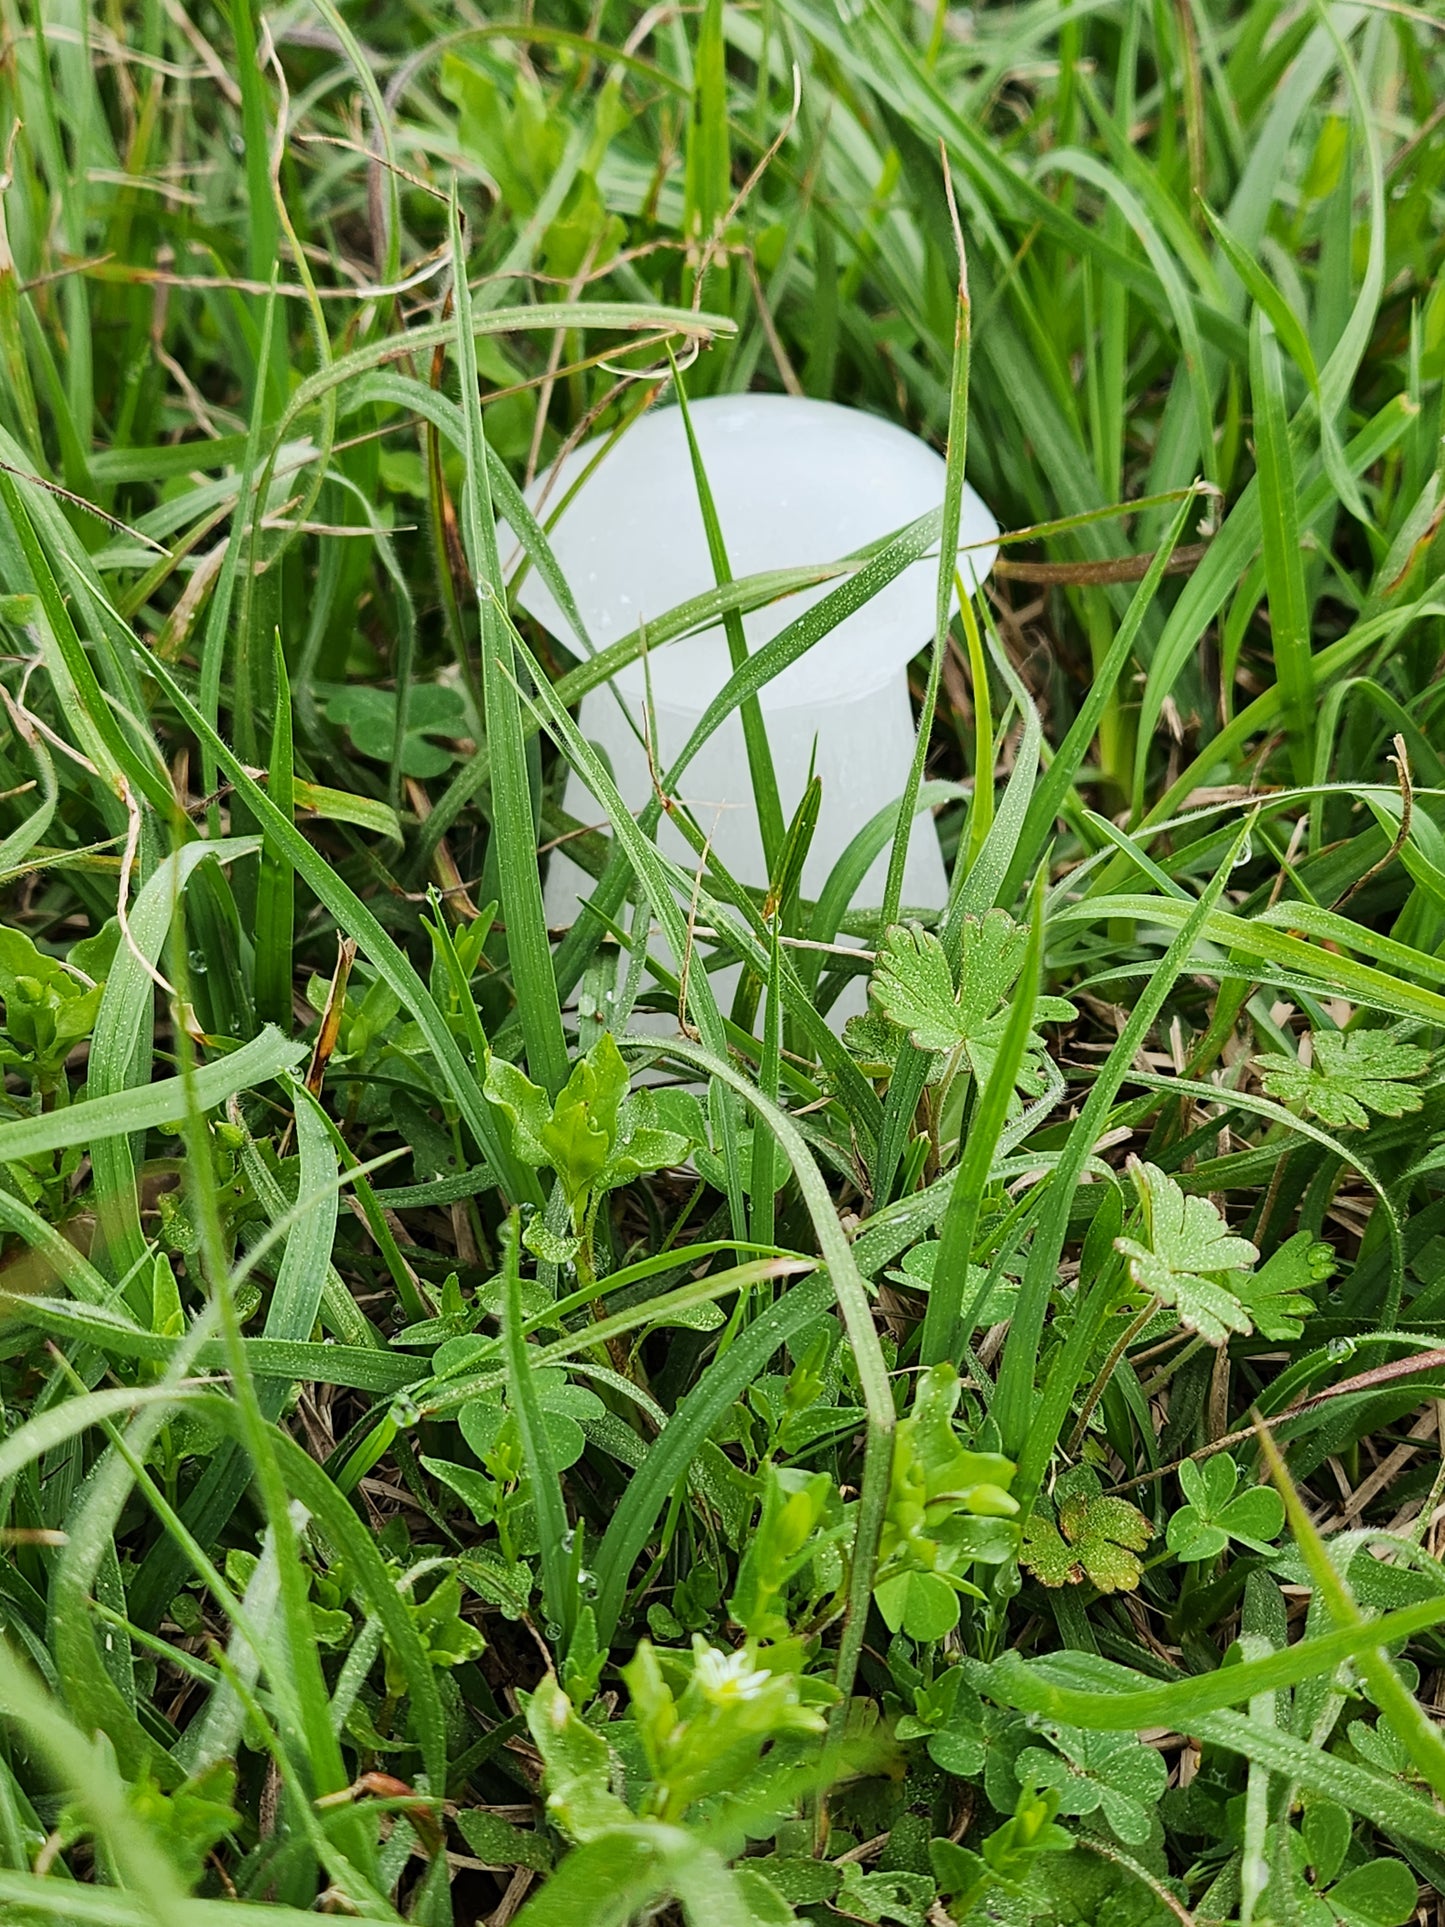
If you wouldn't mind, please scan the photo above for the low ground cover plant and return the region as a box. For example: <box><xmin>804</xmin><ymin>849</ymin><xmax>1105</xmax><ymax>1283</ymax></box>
<box><xmin>0</xmin><ymin>1</ymin><xmax>1443</xmax><ymax>1923</ymax></box>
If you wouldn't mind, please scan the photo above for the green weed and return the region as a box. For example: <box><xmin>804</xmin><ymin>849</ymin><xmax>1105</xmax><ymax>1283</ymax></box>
<box><xmin>0</xmin><ymin>1</ymin><xmax>1441</xmax><ymax>1923</ymax></box>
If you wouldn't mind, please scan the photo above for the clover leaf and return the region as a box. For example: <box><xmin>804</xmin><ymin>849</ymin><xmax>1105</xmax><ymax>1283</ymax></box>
<box><xmin>1321</xmin><ymin>1858</ymin><xmax>1419</xmax><ymax>1927</ymax></box>
<box><xmin>459</xmin><ymin>1369</ymin><xmax>607</xmax><ymax>1473</ymax></box>
<box><xmin>1292</xmin><ymin>1807</ymin><xmax>1418</xmax><ymax>1927</ymax></box>
<box><xmin>1115</xmin><ymin>1158</ymin><xmax>1259</xmax><ymax>1346</ymax></box>
<box><xmin>325</xmin><ymin>682</ymin><xmax>468</xmax><ymax>778</ymax></box>
<box><xmin>895</xmin><ymin>1665</ymin><xmax>989</xmax><ymax>1777</ymax></box>
<box><xmin>1258</xmin><ymin>1029</ymin><xmax>1431</xmax><ymax>1131</ymax></box>
<box><xmin>1165</xmin><ymin>1456</ymin><xmax>1284</xmax><ymax>1563</ymax></box>
<box><xmin>1020</xmin><ymin>1467</ymin><xmax>1153</xmax><ymax>1594</ymax></box>
<box><xmin>1018</xmin><ymin>1725</ymin><xmax>1168</xmax><ymax>1846</ymax></box>
<box><xmin>868</xmin><ymin>912</ymin><xmax>1074</xmax><ymax>1101</ymax></box>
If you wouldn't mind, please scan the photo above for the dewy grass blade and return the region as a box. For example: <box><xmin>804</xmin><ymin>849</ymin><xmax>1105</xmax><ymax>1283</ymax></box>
<box><xmin>920</xmin><ymin>870</ymin><xmax>1044</xmax><ymax>1368</ymax></box>
<box><xmin>0</xmin><ymin>708</ymin><xmax>56</xmax><ymax>873</ymax></box>
<box><xmin>255</xmin><ymin>629</ymin><xmax>297</xmax><ymax>1028</ymax></box>
<box><xmin>1000</xmin><ymin>493</ymin><xmax>1198</xmax><ymax>905</ymax></box>
<box><xmin>495</xmin><ymin>620</ymin><xmax>749</xmax><ymax>1235</ymax></box>
<box><xmin>1129</xmin><ymin>390</ymin><xmax>1414</xmax><ymax>815</ymax></box>
<box><xmin>1250</xmin><ymin>310</ymin><xmax>1314</xmax><ymax>786</ymax></box>
<box><xmin>1255</xmin><ymin>1421</ymin><xmax>1445</xmax><ymax>1803</ymax></box>
<box><xmin>0</xmin><ymin>471</ymin><xmax>174</xmax><ymax>817</ymax></box>
<box><xmin>1001</xmin><ymin>817</ymin><xmax>1255</xmax><ymax>1480</ymax></box>
<box><xmin>883</xmin><ymin>158</ymin><xmax>968</xmax><ymax>929</ymax></box>
<box><xmin>89</xmin><ymin>839</ymin><xmax>258</xmax><ymax>1301</ymax></box>
<box><xmin>129</xmin><ymin>644</ymin><xmax>542</xmax><ymax>1205</ymax></box>
<box><xmin>984</xmin><ymin>1591</ymin><xmax>1445</xmax><ymax>1746</ymax></box>
<box><xmin>501</xmin><ymin>1212</ymin><xmax>575</xmax><ymax>1646</ymax></box>
<box><xmin>200</xmin><ymin>280</ymin><xmax>277</xmax><ymax>819</ymax></box>
<box><xmin>448</xmin><ymin>192</ymin><xmax>568</xmax><ymax>1098</ymax></box>
<box><xmin>162</xmin><ymin>977</ymin><xmax>378</xmax><ymax>1884</ymax></box>
<box><xmin>132</xmin><ymin>1081</ymin><xmax>350</xmax><ymax>1626</ymax></box>
<box><xmin>0</xmin><ymin>1028</ymin><xmax>303</xmax><ymax>1167</ymax></box>
<box><xmin>256</xmin><ymin>303</ymin><xmax>735</xmax><ymax>516</ymax></box>
<box><xmin>673</xmin><ymin>367</ymin><xmax>785</xmax><ymax>871</ymax></box>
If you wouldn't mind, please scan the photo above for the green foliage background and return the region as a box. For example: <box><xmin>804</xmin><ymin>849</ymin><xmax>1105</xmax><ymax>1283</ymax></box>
<box><xmin>0</xmin><ymin>0</ymin><xmax>1442</xmax><ymax>1923</ymax></box>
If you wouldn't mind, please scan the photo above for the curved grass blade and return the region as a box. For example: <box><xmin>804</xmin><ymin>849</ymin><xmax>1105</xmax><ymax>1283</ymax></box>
<box><xmin>919</xmin><ymin>870</ymin><xmax>1044</xmax><ymax>1367</ymax></box>
<box><xmin>0</xmin><ymin>1026</ymin><xmax>303</xmax><ymax>1167</ymax></box>
<box><xmin>449</xmin><ymin>191</ymin><xmax>567</xmax><ymax>1097</ymax></box>
<box><xmin>1001</xmin><ymin>818</ymin><xmax>1254</xmax><ymax>1482</ymax></box>
<box><xmin>127</xmin><ymin>644</ymin><xmax>543</xmax><ymax>1206</ymax></box>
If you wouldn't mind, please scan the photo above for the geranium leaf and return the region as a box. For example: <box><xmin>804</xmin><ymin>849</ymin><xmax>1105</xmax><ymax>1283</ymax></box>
<box><xmin>1258</xmin><ymin>1029</ymin><xmax>1432</xmax><ymax>1130</ymax></box>
<box><xmin>1231</xmin><ymin>1231</ymin><xmax>1336</xmax><ymax>1341</ymax></box>
<box><xmin>1115</xmin><ymin>1159</ymin><xmax>1258</xmax><ymax>1345</ymax></box>
<box><xmin>870</xmin><ymin>922</ymin><xmax>965</xmax><ymax>1054</ymax></box>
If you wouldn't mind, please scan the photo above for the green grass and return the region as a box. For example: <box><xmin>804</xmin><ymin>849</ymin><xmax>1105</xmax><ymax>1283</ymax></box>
<box><xmin>0</xmin><ymin>0</ymin><xmax>1443</xmax><ymax>1923</ymax></box>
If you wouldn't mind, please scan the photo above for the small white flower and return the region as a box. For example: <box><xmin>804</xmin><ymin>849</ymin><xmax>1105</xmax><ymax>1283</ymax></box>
<box><xmin>691</xmin><ymin>1645</ymin><xmax>772</xmax><ymax>1705</ymax></box>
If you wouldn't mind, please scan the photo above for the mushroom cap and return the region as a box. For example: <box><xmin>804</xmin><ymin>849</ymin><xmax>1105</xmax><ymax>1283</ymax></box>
<box><xmin>502</xmin><ymin>393</ymin><xmax>998</xmax><ymax>711</ymax></box>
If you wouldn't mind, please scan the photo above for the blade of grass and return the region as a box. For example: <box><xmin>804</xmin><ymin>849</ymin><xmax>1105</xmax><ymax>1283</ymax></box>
<box><xmin>0</xmin><ymin>1027</ymin><xmax>303</xmax><ymax>1167</ymax></box>
<box><xmin>673</xmin><ymin>367</ymin><xmax>785</xmax><ymax>872</ymax></box>
<box><xmin>501</xmin><ymin>1211</ymin><xmax>575</xmax><ymax>1646</ymax></box>
<box><xmin>919</xmin><ymin>869</ymin><xmax>1044</xmax><ymax>1366</ymax></box>
<box><xmin>882</xmin><ymin>152</ymin><xmax>968</xmax><ymax>928</ymax></box>
<box><xmin>255</xmin><ymin>630</ymin><xmax>295</xmax><ymax>1027</ymax></box>
<box><xmin>998</xmin><ymin>816</ymin><xmax>1254</xmax><ymax>1477</ymax></box>
<box><xmin>1250</xmin><ymin>310</ymin><xmax>1314</xmax><ymax>786</ymax></box>
<box><xmin>448</xmin><ymin>192</ymin><xmax>568</xmax><ymax>1098</ymax></box>
<box><xmin>127</xmin><ymin>642</ymin><xmax>542</xmax><ymax>1205</ymax></box>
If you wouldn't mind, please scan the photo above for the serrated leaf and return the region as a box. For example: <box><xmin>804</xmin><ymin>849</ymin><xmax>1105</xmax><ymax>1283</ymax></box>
<box><xmin>868</xmin><ymin>913</ymin><xmax>1074</xmax><ymax>1104</ymax></box>
<box><xmin>1231</xmin><ymin>1230</ymin><xmax>1334</xmax><ymax>1341</ymax></box>
<box><xmin>870</xmin><ymin>922</ymin><xmax>963</xmax><ymax>1053</ymax></box>
<box><xmin>837</xmin><ymin>1865</ymin><xmax>935</xmax><ymax>1927</ymax></box>
<box><xmin>1115</xmin><ymin>1159</ymin><xmax>1258</xmax><ymax>1345</ymax></box>
<box><xmin>1018</xmin><ymin>1514</ymin><xmax>1083</xmax><ymax>1588</ymax></box>
<box><xmin>1258</xmin><ymin>1030</ymin><xmax>1432</xmax><ymax>1130</ymax></box>
<box><xmin>1022</xmin><ymin>1470</ymin><xmax>1153</xmax><ymax>1594</ymax></box>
